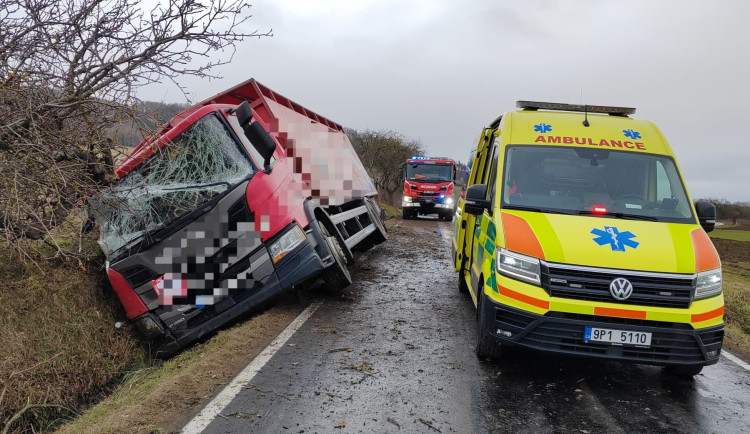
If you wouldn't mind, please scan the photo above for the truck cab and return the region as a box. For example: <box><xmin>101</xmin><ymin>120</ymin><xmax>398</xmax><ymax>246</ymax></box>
<box><xmin>453</xmin><ymin>101</ymin><xmax>723</xmax><ymax>376</ymax></box>
<box><xmin>91</xmin><ymin>79</ymin><xmax>387</xmax><ymax>358</ymax></box>
<box><xmin>399</xmin><ymin>156</ymin><xmax>456</xmax><ymax>221</ymax></box>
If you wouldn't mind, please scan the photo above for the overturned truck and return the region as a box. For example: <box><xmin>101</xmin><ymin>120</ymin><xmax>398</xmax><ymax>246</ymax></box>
<box><xmin>91</xmin><ymin>79</ymin><xmax>386</xmax><ymax>357</ymax></box>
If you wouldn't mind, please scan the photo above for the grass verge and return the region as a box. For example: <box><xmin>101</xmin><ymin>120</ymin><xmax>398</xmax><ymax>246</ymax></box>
<box><xmin>0</xmin><ymin>242</ymin><xmax>142</xmax><ymax>433</ymax></box>
<box><xmin>56</xmin><ymin>303</ymin><xmax>304</xmax><ymax>434</ymax></box>
<box><xmin>710</xmin><ymin>229</ymin><xmax>750</xmax><ymax>242</ymax></box>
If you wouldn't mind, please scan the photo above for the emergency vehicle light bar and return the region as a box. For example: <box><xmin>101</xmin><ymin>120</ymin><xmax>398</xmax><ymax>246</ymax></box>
<box><xmin>517</xmin><ymin>101</ymin><xmax>636</xmax><ymax>116</ymax></box>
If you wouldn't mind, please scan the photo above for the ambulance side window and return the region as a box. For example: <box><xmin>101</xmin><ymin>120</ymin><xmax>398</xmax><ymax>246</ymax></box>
<box><xmin>486</xmin><ymin>145</ymin><xmax>499</xmax><ymax>206</ymax></box>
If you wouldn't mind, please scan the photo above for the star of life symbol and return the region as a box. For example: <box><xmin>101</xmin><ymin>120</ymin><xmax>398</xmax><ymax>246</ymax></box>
<box><xmin>623</xmin><ymin>129</ymin><xmax>642</xmax><ymax>139</ymax></box>
<box><xmin>534</xmin><ymin>123</ymin><xmax>552</xmax><ymax>133</ymax></box>
<box><xmin>591</xmin><ymin>226</ymin><xmax>639</xmax><ymax>252</ymax></box>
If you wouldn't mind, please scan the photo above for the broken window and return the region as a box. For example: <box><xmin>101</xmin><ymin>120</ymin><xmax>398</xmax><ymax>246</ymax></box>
<box><xmin>91</xmin><ymin>114</ymin><xmax>255</xmax><ymax>260</ymax></box>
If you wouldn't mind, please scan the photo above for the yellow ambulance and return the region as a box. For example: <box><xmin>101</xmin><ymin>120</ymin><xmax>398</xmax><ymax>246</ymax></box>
<box><xmin>453</xmin><ymin>101</ymin><xmax>723</xmax><ymax>376</ymax></box>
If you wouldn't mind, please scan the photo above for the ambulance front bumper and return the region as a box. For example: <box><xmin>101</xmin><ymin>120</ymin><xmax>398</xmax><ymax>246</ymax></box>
<box><xmin>481</xmin><ymin>298</ymin><xmax>723</xmax><ymax>367</ymax></box>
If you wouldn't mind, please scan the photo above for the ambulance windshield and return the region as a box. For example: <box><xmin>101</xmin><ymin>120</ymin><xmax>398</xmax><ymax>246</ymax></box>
<box><xmin>501</xmin><ymin>146</ymin><xmax>695</xmax><ymax>223</ymax></box>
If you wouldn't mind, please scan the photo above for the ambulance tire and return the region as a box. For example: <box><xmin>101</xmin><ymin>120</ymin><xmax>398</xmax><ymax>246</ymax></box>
<box><xmin>476</xmin><ymin>289</ymin><xmax>502</xmax><ymax>360</ymax></box>
<box><xmin>664</xmin><ymin>364</ymin><xmax>703</xmax><ymax>377</ymax></box>
<box><xmin>321</xmin><ymin>222</ymin><xmax>352</xmax><ymax>292</ymax></box>
<box><xmin>458</xmin><ymin>270</ymin><xmax>469</xmax><ymax>294</ymax></box>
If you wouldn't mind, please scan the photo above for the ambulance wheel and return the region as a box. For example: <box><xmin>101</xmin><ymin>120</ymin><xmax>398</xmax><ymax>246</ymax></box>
<box><xmin>476</xmin><ymin>289</ymin><xmax>502</xmax><ymax>360</ymax></box>
<box><xmin>321</xmin><ymin>223</ymin><xmax>352</xmax><ymax>292</ymax></box>
<box><xmin>365</xmin><ymin>198</ymin><xmax>387</xmax><ymax>244</ymax></box>
<box><xmin>458</xmin><ymin>270</ymin><xmax>469</xmax><ymax>294</ymax></box>
<box><xmin>665</xmin><ymin>364</ymin><xmax>703</xmax><ymax>377</ymax></box>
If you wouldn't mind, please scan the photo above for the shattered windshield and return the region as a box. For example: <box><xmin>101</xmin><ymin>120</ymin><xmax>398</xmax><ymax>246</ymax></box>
<box><xmin>501</xmin><ymin>145</ymin><xmax>695</xmax><ymax>223</ymax></box>
<box><xmin>91</xmin><ymin>114</ymin><xmax>255</xmax><ymax>259</ymax></box>
<box><xmin>406</xmin><ymin>164</ymin><xmax>452</xmax><ymax>182</ymax></box>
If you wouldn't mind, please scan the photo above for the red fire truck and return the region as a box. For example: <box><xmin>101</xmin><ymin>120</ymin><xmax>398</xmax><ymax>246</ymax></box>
<box><xmin>90</xmin><ymin>79</ymin><xmax>386</xmax><ymax>358</ymax></box>
<box><xmin>399</xmin><ymin>156</ymin><xmax>457</xmax><ymax>221</ymax></box>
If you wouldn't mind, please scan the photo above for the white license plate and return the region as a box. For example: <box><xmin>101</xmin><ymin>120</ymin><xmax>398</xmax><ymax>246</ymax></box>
<box><xmin>584</xmin><ymin>327</ymin><xmax>652</xmax><ymax>347</ymax></box>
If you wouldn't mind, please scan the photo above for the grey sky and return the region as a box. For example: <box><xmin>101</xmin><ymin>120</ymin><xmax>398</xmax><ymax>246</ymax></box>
<box><xmin>147</xmin><ymin>0</ymin><xmax>750</xmax><ymax>202</ymax></box>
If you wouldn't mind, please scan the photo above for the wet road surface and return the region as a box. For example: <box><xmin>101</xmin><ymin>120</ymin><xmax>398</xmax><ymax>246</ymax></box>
<box><xmin>199</xmin><ymin>218</ymin><xmax>750</xmax><ymax>433</ymax></box>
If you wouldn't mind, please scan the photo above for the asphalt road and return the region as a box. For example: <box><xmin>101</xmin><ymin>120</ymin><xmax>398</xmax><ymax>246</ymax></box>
<box><xmin>196</xmin><ymin>218</ymin><xmax>750</xmax><ymax>434</ymax></box>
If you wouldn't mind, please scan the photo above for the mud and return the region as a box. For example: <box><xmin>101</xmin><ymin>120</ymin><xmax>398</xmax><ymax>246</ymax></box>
<box><xmin>198</xmin><ymin>217</ymin><xmax>750</xmax><ymax>434</ymax></box>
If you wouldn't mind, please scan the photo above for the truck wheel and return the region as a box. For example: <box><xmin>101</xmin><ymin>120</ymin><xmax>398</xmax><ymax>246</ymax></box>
<box><xmin>476</xmin><ymin>289</ymin><xmax>502</xmax><ymax>360</ymax></box>
<box><xmin>665</xmin><ymin>364</ymin><xmax>703</xmax><ymax>377</ymax></box>
<box><xmin>365</xmin><ymin>198</ymin><xmax>387</xmax><ymax>244</ymax></box>
<box><xmin>321</xmin><ymin>223</ymin><xmax>352</xmax><ymax>292</ymax></box>
<box><xmin>443</xmin><ymin>211</ymin><xmax>453</xmax><ymax>222</ymax></box>
<box><xmin>402</xmin><ymin>208</ymin><xmax>410</xmax><ymax>220</ymax></box>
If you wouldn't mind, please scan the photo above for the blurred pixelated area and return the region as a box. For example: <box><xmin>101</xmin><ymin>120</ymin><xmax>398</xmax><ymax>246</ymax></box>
<box><xmin>268</xmin><ymin>99</ymin><xmax>376</xmax><ymax>206</ymax></box>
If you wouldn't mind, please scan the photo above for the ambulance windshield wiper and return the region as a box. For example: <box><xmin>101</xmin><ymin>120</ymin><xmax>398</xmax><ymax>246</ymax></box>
<box><xmin>578</xmin><ymin>210</ymin><xmax>658</xmax><ymax>221</ymax></box>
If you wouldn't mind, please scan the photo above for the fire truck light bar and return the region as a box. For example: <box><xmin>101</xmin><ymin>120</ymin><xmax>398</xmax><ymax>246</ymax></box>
<box><xmin>410</xmin><ymin>156</ymin><xmax>432</xmax><ymax>160</ymax></box>
<box><xmin>517</xmin><ymin>101</ymin><xmax>636</xmax><ymax>116</ymax></box>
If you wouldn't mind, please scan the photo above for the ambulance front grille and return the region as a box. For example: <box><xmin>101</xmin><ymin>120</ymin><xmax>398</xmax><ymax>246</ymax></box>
<box><xmin>542</xmin><ymin>262</ymin><xmax>695</xmax><ymax>309</ymax></box>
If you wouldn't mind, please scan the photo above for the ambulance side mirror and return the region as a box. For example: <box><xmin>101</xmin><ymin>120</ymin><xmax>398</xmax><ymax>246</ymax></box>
<box><xmin>694</xmin><ymin>201</ymin><xmax>716</xmax><ymax>233</ymax></box>
<box><xmin>464</xmin><ymin>184</ymin><xmax>490</xmax><ymax>215</ymax></box>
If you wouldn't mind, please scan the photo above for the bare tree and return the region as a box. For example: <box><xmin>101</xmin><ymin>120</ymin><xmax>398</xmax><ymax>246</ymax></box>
<box><xmin>0</xmin><ymin>0</ymin><xmax>269</xmax><ymax>258</ymax></box>
<box><xmin>347</xmin><ymin>129</ymin><xmax>424</xmax><ymax>206</ymax></box>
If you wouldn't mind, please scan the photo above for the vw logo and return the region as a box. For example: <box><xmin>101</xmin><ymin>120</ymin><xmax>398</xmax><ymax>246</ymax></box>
<box><xmin>609</xmin><ymin>277</ymin><xmax>634</xmax><ymax>301</ymax></box>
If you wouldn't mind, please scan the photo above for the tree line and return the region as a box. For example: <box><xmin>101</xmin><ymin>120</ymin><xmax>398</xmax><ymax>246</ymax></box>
<box><xmin>698</xmin><ymin>199</ymin><xmax>750</xmax><ymax>224</ymax></box>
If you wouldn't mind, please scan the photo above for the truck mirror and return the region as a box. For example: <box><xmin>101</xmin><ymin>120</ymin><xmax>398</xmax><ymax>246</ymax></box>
<box><xmin>694</xmin><ymin>201</ymin><xmax>716</xmax><ymax>233</ymax></box>
<box><xmin>452</xmin><ymin>165</ymin><xmax>457</xmax><ymax>182</ymax></box>
<box><xmin>464</xmin><ymin>184</ymin><xmax>490</xmax><ymax>215</ymax></box>
<box><xmin>237</xmin><ymin>101</ymin><xmax>276</xmax><ymax>173</ymax></box>
<box><xmin>398</xmin><ymin>163</ymin><xmax>404</xmax><ymax>181</ymax></box>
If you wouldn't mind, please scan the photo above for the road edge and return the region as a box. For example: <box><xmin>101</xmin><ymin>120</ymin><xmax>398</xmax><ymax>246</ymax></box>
<box><xmin>181</xmin><ymin>302</ymin><xmax>323</xmax><ymax>433</ymax></box>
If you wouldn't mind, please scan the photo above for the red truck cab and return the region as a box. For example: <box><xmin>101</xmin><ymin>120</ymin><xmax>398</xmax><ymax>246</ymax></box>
<box><xmin>91</xmin><ymin>79</ymin><xmax>386</xmax><ymax>357</ymax></box>
<box><xmin>399</xmin><ymin>156</ymin><xmax>456</xmax><ymax>221</ymax></box>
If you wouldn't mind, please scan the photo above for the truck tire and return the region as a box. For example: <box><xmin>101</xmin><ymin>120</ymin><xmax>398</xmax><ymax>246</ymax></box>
<box><xmin>664</xmin><ymin>364</ymin><xmax>703</xmax><ymax>377</ymax></box>
<box><xmin>365</xmin><ymin>197</ymin><xmax>387</xmax><ymax>244</ymax></box>
<box><xmin>443</xmin><ymin>211</ymin><xmax>453</xmax><ymax>222</ymax></box>
<box><xmin>476</xmin><ymin>288</ymin><xmax>502</xmax><ymax>360</ymax></box>
<box><xmin>320</xmin><ymin>222</ymin><xmax>352</xmax><ymax>292</ymax></box>
<box><xmin>402</xmin><ymin>208</ymin><xmax>411</xmax><ymax>220</ymax></box>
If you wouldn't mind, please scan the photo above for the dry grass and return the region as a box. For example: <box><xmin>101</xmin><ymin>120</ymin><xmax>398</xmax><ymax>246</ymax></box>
<box><xmin>0</xmin><ymin>240</ymin><xmax>143</xmax><ymax>433</ymax></box>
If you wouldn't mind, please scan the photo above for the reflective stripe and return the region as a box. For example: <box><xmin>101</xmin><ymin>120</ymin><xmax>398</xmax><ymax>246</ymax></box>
<box><xmin>593</xmin><ymin>306</ymin><xmax>647</xmax><ymax>319</ymax></box>
<box><xmin>691</xmin><ymin>228</ymin><xmax>720</xmax><ymax>272</ymax></box>
<box><xmin>691</xmin><ymin>306</ymin><xmax>724</xmax><ymax>323</ymax></box>
<box><xmin>498</xmin><ymin>285</ymin><xmax>549</xmax><ymax>310</ymax></box>
<box><xmin>501</xmin><ymin>213</ymin><xmax>545</xmax><ymax>259</ymax></box>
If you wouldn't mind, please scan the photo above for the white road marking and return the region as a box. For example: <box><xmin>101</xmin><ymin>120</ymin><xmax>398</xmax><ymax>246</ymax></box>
<box><xmin>723</xmin><ymin>350</ymin><xmax>750</xmax><ymax>372</ymax></box>
<box><xmin>181</xmin><ymin>302</ymin><xmax>323</xmax><ymax>433</ymax></box>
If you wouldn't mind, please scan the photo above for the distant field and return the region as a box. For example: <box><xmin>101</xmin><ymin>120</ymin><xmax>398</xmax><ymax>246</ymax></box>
<box><xmin>709</xmin><ymin>229</ymin><xmax>750</xmax><ymax>242</ymax></box>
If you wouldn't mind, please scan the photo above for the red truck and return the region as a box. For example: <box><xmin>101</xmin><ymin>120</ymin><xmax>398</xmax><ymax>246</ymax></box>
<box><xmin>399</xmin><ymin>156</ymin><xmax>457</xmax><ymax>221</ymax></box>
<box><xmin>90</xmin><ymin>79</ymin><xmax>386</xmax><ymax>358</ymax></box>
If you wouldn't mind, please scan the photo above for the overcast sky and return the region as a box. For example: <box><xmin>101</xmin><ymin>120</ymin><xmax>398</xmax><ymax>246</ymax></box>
<box><xmin>147</xmin><ymin>0</ymin><xmax>749</xmax><ymax>202</ymax></box>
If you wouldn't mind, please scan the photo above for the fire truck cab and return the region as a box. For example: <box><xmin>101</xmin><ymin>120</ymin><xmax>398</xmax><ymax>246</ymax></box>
<box><xmin>399</xmin><ymin>156</ymin><xmax>456</xmax><ymax>221</ymax></box>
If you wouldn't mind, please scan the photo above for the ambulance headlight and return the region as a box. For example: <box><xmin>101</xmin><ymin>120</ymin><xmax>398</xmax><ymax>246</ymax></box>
<box><xmin>269</xmin><ymin>225</ymin><xmax>306</xmax><ymax>263</ymax></box>
<box><xmin>497</xmin><ymin>249</ymin><xmax>541</xmax><ymax>286</ymax></box>
<box><xmin>695</xmin><ymin>268</ymin><xmax>722</xmax><ymax>300</ymax></box>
